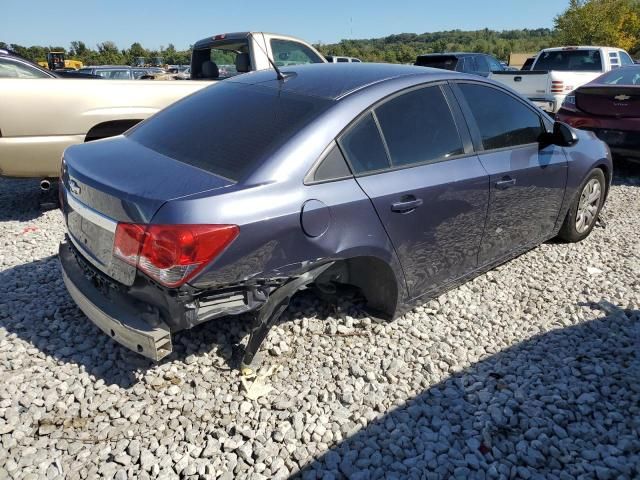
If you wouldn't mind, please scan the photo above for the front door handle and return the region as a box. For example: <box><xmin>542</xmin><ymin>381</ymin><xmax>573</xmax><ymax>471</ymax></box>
<box><xmin>391</xmin><ymin>197</ymin><xmax>423</xmax><ymax>213</ymax></box>
<box><xmin>496</xmin><ymin>178</ymin><xmax>516</xmax><ymax>190</ymax></box>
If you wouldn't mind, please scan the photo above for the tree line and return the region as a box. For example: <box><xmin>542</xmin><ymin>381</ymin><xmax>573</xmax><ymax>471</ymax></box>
<box><xmin>2</xmin><ymin>0</ymin><xmax>638</xmax><ymax>67</ymax></box>
<box><xmin>0</xmin><ymin>40</ymin><xmax>192</xmax><ymax>66</ymax></box>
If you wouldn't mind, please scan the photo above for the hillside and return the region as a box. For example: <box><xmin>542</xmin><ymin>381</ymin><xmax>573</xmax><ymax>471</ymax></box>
<box><xmin>315</xmin><ymin>28</ymin><xmax>557</xmax><ymax>63</ymax></box>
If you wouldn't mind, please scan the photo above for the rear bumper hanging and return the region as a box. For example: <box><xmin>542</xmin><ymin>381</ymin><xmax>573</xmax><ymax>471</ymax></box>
<box><xmin>59</xmin><ymin>241</ymin><xmax>173</xmax><ymax>361</ymax></box>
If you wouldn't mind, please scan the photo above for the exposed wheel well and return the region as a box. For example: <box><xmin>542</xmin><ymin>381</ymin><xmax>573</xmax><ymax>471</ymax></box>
<box><xmin>85</xmin><ymin>119</ymin><xmax>142</xmax><ymax>143</ymax></box>
<box><xmin>315</xmin><ymin>256</ymin><xmax>399</xmax><ymax>320</ymax></box>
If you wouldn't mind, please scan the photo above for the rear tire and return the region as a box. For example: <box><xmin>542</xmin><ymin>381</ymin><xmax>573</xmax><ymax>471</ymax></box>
<box><xmin>557</xmin><ymin>168</ymin><xmax>605</xmax><ymax>243</ymax></box>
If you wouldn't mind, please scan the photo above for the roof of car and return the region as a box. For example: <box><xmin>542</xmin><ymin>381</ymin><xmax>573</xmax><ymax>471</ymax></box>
<box><xmin>228</xmin><ymin>62</ymin><xmax>455</xmax><ymax>100</ymax></box>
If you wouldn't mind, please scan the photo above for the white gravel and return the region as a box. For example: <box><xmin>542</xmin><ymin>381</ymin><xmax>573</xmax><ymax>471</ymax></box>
<box><xmin>0</xmin><ymin>168</ymin><xmax>639</xmax><ymax>480</ymax></box>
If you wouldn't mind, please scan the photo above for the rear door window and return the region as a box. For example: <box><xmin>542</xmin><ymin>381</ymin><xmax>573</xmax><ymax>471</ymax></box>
<box><xmin>462</xmin><ymin>57</ymin><xmax>477</xmax><ymax>73</ymax></box>
<box><xmin>339</xmin><ymin>113</ymin><xmax>390</xmax><ymax>174</ymax></box>
<box><xmin>310</xmin><ymin>144</ymin><xmax>352</xmax><ymax>182</ymax></box>
<box><xmin>374</xmin><ymin>85</ymin><xmax>463</xmax><ymax>167</ymax></box>
<box><xmin>458</xmin><ymin>83</ymin><xmax>544</xmax><ymax>150</ymax></box>
<box><xmin>270</xmin><ymin>39</ymin><xmax>324</xmax><ymax>66</ymax></box>
<box><xmin>128</xmin><ymin>82</ymin><xmax>332</xmax><ymax>181</ymax></box>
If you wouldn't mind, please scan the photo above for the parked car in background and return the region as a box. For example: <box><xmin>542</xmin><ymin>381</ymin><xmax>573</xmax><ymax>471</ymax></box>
<box><xmin>325</xmin><ymin>55</ymin><xmax>362</xmax><ymax>63</ymax></box>
<box><xmin>190</xmin><ymin>31</ymin><xmax>326</xmax><ymax>80</ymax></box>
<box><xmin>59</xmin><ymin>63</ymin><xmax>612</xmax><ymax>368</ymax></box>
<box><xmin>490</xmin><ymin>46</ymin><xmax>634</xmax><ymax>114</ymax></box>
<box><xmin>415</xmin><ymin>52</ymin><xmax>505</xmax><ymax>77</ymax></box>
<box><xmin>77</xmin><ymin>66</ymin><xmax>135</xmax><ymax>79</ymax></box>
<box><xmin>557</xmin><ymin>65</ymin><xmax>640</xmax><ymax>163</ymax></box>
<box><xmin>175</xmin><ymin>67</ymin><xmax>191</xmax><ymax>80</ymax></box>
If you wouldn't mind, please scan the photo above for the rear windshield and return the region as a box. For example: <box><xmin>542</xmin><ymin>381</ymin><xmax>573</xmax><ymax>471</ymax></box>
<box><xmin>534</xmin><ymin>50</ymin><xmax>603</xmax><ymax>72</ymax></box>
<box><xmin>127</xmin><ymin>82</ymin><xmax>332</xmax><ymax>181</ymax></box>
<box><xmin>415</xmin><ymin>56</ymin><xmax>458</xmax><ymax>71</ymax></box>
<box><xmin>597</xmin><ymin>67</ymin><xmax>640</xmax><ymax>85</ymax></box>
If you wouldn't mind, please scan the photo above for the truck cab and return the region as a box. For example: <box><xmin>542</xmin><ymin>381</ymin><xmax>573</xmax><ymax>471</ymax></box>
<box><xmin>490</xmin><ymin>46</ymin><xmax>635</xmax><ymax>114</ymax></box>
<box><xmin>190</xmin><ymin>32</ymin><xmax>326</xmax><ymax>80</ymax></box>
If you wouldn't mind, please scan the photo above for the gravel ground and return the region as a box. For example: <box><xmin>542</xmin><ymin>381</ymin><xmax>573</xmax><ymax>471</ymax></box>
<box><xmin>0</xmin><ymin>166</ymin><xmax>639</xmax><ymax>480</ymax></box>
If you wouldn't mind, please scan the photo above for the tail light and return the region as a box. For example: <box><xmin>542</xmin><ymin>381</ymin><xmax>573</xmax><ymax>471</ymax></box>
<box><xmin>113</xmin><ymin>223</ymin><xmax>239</xmax><ymax>287</ymax></box>
<box><xmin>551</xmin><ymin>80</ymin><xmax>564</xmax><ymax>93</ymax></box>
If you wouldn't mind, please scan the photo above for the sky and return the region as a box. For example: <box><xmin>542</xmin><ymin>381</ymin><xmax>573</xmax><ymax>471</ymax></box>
<box><xmin>2</xmin><ymin>0</ymin><xmax>569</xmax><ymax>50</ymax></box>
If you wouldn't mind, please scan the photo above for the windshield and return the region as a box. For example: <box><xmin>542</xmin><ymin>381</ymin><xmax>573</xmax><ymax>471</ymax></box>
<box><xmin>127</xmin><ymin>82</ymin><xmax>333</xmax><ymax>181</ymax></box>
<box><xmin>597</xmin><ymin>67</ymin><xmax>640</xmax><ymax>85</ymax></box>
<box><xmin>415</xmin><ymin>56</ymin><xmax>459</xmax><ymax>71</ymax></box>
<box><xmin>534</xmin><ymin>50</ymin><xmax>603</xmax><ymax>72</ymax></box>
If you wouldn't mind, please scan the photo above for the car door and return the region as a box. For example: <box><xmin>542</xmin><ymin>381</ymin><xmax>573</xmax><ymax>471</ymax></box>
<box><xmin>451</xmin><ymin>81</ymin><xmax>568</xmax><ymax>266</ymax></box>
<box><xmin>338</xmin><ymin>83</ymin><xmax>490</xmax><ymax>299</ymax></box>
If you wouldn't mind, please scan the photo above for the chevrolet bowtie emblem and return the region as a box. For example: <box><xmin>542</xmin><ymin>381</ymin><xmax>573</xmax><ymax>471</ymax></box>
<box><xmin>614</xmin><ymin>94</ymin><xmax>631</xmax><ymax>101</ymax></box>
<box><xmin>69</xmin><ymin>179</ymin><xmax>81</xmax><ymax>195</ymax></box>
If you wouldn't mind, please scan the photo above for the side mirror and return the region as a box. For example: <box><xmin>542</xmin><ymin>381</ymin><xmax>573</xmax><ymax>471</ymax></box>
<box><xmin>551</xmin><ymin>121</ymin><xmax>579</xmax><ymax>147</ymax></box>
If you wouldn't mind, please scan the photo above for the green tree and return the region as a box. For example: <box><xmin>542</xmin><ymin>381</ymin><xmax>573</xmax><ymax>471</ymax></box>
<box><xmin>555</xmin><ymin>0</ymin><xmax>640</xmax><ymax>54</ymax></box>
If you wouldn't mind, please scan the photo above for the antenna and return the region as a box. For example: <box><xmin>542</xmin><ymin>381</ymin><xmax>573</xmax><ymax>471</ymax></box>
<box><xmin>247</xmin><ymin>33</ymin><xmax>285</xmax><ymax>81</ymax></box>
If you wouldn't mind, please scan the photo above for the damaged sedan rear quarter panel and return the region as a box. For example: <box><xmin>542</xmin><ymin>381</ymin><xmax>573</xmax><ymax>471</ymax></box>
<box><xmin>59</xmin><ymin>64</ymin><xmax>425</xmax><ymax>361</ymax></box>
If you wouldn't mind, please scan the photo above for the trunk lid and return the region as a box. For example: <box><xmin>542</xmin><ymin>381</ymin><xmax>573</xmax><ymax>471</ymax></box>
<box><xmin>576</xmin><ymin>85</ymin><xmax>640</xmax><ymax>118</ymax></box>
<box><xmin>62</xmin><ymin>136</ymin><xmax>234</xmax><ymax>285</ymax></box>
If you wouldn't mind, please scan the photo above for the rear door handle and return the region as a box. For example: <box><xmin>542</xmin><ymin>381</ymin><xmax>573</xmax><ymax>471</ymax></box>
<box><xmin>391</xmin><ymin>197</ymin><xmax>423</xmax><ymax>213</ymax></box>
<box><xmin>496</xmin><ymin>178</ymin><xmax>516</xmax><ymax>190</ymax></box>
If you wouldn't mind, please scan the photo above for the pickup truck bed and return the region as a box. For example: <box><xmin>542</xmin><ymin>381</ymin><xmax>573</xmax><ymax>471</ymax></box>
<box><xmin>491</xmin><ymin>70</ymin><xmax>599</xmax><ymax>113</ymax></box>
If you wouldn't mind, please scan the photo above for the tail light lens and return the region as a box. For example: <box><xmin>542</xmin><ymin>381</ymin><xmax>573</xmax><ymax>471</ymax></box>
<box><xmin>551</xmin><ymin>80</ymin><xmax>565</xmax><ymax>93</ymax></box>
<box><xmin>113</xmin><ymin>223</ymin><xmax>239</xmax><ymax>287</ymax></box>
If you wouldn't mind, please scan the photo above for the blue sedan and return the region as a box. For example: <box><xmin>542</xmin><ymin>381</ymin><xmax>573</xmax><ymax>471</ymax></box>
<box><xmin>58</xmin><ymin>63</ymin><xmax>613</xmax><ymax>370</ymax></box>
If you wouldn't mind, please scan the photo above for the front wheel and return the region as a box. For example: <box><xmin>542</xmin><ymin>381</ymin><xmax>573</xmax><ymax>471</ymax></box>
<box><xmin>557</xmin><ymin>169</ymin><xmax>606</xmax><ymax>243</ymax></box>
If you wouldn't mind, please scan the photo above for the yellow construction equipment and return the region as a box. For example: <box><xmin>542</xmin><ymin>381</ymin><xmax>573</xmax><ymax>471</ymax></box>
<box><xmin>38</xmin><ymin>52</ymin><xmax>83</xmax><ymax>71</ymax></box>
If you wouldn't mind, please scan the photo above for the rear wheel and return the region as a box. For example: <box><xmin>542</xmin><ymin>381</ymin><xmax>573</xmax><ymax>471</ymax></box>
<box><xmin>557</xmin><ymin>169</ymin><xmax>605</xmax><ymax>242</ymax></box>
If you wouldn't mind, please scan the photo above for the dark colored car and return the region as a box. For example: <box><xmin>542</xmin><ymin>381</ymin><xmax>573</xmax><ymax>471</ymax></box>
<box><xmin>59</xmin><ymin>63</ymin><xmax>612</xmax><ymax>370</ymax></box>
<box><xmin>415</xmin><ymin>52</ymin><xmax>505</xmax><ymax>77</ymax></box>
<box><xmin>557</xmin><ymin>65</ymin><xmax>640</xmax><ymax>162</ymax></box>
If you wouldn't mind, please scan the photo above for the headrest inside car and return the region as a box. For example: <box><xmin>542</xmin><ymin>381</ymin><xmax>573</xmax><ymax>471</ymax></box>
<box><xmin>201</xmin><ymin>60</ymin><xmax>219</xmax><ymax>79</ymax></box>
<box><xmin>235</xmin><ymin>53</ymin><xmax>251</xmax><ymax>73</ymax></box>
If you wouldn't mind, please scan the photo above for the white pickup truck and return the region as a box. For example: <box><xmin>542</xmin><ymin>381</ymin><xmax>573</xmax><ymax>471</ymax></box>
<box><xmin>0</xmin><ymin>32</ymin><xmax>326</xmax><ymax>180</ymax></box>
<box><xmin>489</xmin><ymin>46</ymin><xmax>635</xmax><ymax>114</ymax></box>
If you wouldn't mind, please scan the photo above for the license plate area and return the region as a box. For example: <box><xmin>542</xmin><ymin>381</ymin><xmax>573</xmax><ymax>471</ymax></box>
<box><xmin>65</xmin><ymin>194</ymin><xmax>137</xmax><ymax>286</ymax></box>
